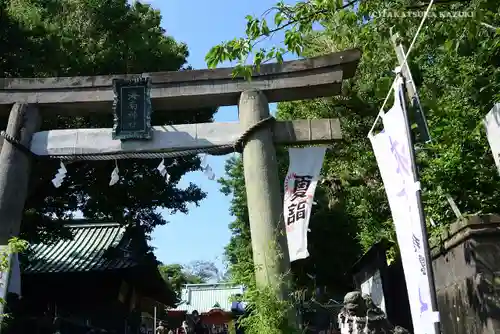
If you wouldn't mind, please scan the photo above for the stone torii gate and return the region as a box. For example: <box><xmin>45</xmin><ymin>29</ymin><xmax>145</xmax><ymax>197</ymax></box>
<box><xmin>0</xmin><ymin>49</ymin><xmax>361</xmax><ymax>303</ymax></box>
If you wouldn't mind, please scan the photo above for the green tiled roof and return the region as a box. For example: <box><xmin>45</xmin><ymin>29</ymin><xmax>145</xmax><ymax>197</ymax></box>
<box><xmin>24</xmin><ymin>222</ymin><xmax>136</xmax><ymax>274</ymax></box>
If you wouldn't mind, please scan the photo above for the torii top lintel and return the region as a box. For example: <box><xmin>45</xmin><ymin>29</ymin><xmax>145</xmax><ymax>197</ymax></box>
<box><xmin>0</xmin><ymin>49</ymin><xmax>361</xmax><ymax>115</ymax></box>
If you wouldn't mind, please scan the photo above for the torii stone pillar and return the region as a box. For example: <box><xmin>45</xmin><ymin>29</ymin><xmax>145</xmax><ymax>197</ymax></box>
<box><xmin>0</xmin><ymin>104</ymin><xmax>40</xmax><ymax>244</ymax></box>
<box><xmin>239</xmin><ymin>90</ymin><xmax>290</xmax><ymax>295</ymax></box>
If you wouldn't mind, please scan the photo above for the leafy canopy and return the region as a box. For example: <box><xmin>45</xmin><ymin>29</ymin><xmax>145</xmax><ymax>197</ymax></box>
<box><xmin>205</xmin><ymin>0</ymin><xmax>357</xmax><ymax>77</ymax></box>
<box><xmin>214</xmin><ymin>0</ymin><xmax>500</xmax><ymax>258</ymax></box>
<box><xmin>159</xmin><ymin>263</ymin><xmax>204</xmax><ymax>298</ymax></box>
<box><xmin>214</xmin><ymin>3</ymin><xmax>500</xmax><ymax>332</ymax></box>
<box><xmin>159</xmin><ymin>261</ymin><xmax>227</xmax><ymax>299</ymax></box>
<box><xmin>0</xmin><ymin>0</ymin><xmax>217</xmax><ymax>243</ymax></box>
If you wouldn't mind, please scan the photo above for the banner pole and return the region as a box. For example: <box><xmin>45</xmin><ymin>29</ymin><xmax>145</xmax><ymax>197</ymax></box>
<box><xmin>398</xmin><ymin>73</ymin><xmax>441</xmax><ymax>333</ymax></box>
<box><xmin>391</xmin><ymin>32</ymin><xmax>431</xmax><ymax>143</ymax></box>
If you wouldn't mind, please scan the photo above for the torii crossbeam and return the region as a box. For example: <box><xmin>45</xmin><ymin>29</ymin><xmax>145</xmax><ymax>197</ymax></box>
<box><xmin>0</xmin><ymin>48</ymin><xmax>360</xmax><ymax>114</ymax></box>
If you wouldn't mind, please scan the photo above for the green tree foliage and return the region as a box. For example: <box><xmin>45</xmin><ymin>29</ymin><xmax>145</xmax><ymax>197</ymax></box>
<box><xmin>159</xmin><ymin>260</ymin><xmax>225</xmax><ymax>298</ymax></box>
<box><xmin>205</xmin><ymin>0</ymin><xmax>358</xmax><ymax>77</ymax></box>
<box><xmin>185</xmin><ymin>260</ymin><xmax>227</xmax><ymax>283</ymax></box>
<box><xmin>219</xmin><ymin>156</ymin><xmax>254</xmax><ymax>285</ymax></box>
<box><xmin>213</xmin><ymin>0</ymin><xmax>500</xmax><ymax>295</ymax></box>
<box><xmin>0</xmin><ymin>0</ymin><xmax>217</xmax><ymax>243</ymax></box>
<box><xmin>159</xmin><ymin>263</ymin><xmax>204</xmax><ymax>298</ymax></box>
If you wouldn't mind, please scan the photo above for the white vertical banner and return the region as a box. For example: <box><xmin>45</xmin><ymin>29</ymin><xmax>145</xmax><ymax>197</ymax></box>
<box><xmin>484</xmin><ymin>103</ymin><xmax>500</xmax><ymax>174</ymax></box>
<box><xmin>0</xmin><ymin>247</ymin><xmax>9</xmax><ymax>316</ymax></box>
<box><xmin>0</xmin><ymin>247</ymin><xmax>21</xmax><ymax>317</ymax></box>
<box><xmin>284</xmin><ymin>146</ymin><xmax>326</xmax><ymax>262</ymax></box>
<box><xmin>369</xmin><ymin>77</ymin><xmax>438</xmax><ymax>334</ymax></box>
<box><xmin>9</xmin><ymin>253</ymin><xmax>21</xmax><ymax>296</ymax></box>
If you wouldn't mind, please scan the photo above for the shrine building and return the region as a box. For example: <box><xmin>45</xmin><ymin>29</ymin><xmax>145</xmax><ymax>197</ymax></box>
<box><xmin>5</xmin><ymin>220</ymin><xmax>175</xmax><ymax>334</ymax></box>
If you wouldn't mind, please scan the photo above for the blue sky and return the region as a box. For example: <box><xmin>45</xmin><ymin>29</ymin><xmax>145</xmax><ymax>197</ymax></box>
<box><xmin>150</xmin><ymin>0</ymin><xmax>296</xmax><ymax>271</ymax></box>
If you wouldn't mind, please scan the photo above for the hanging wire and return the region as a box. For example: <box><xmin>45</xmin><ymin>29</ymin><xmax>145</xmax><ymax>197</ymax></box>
<box><xmin>368</xmin><ymin>0</ymin><xmax>435</xmax><ymax>137</ymax></box>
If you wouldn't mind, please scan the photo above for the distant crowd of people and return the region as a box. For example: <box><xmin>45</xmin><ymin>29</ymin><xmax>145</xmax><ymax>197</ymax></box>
<box><xmin>154</xmin><ymin>310</ymin><xmax>229</xmax><ymax>334</ymax></box>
